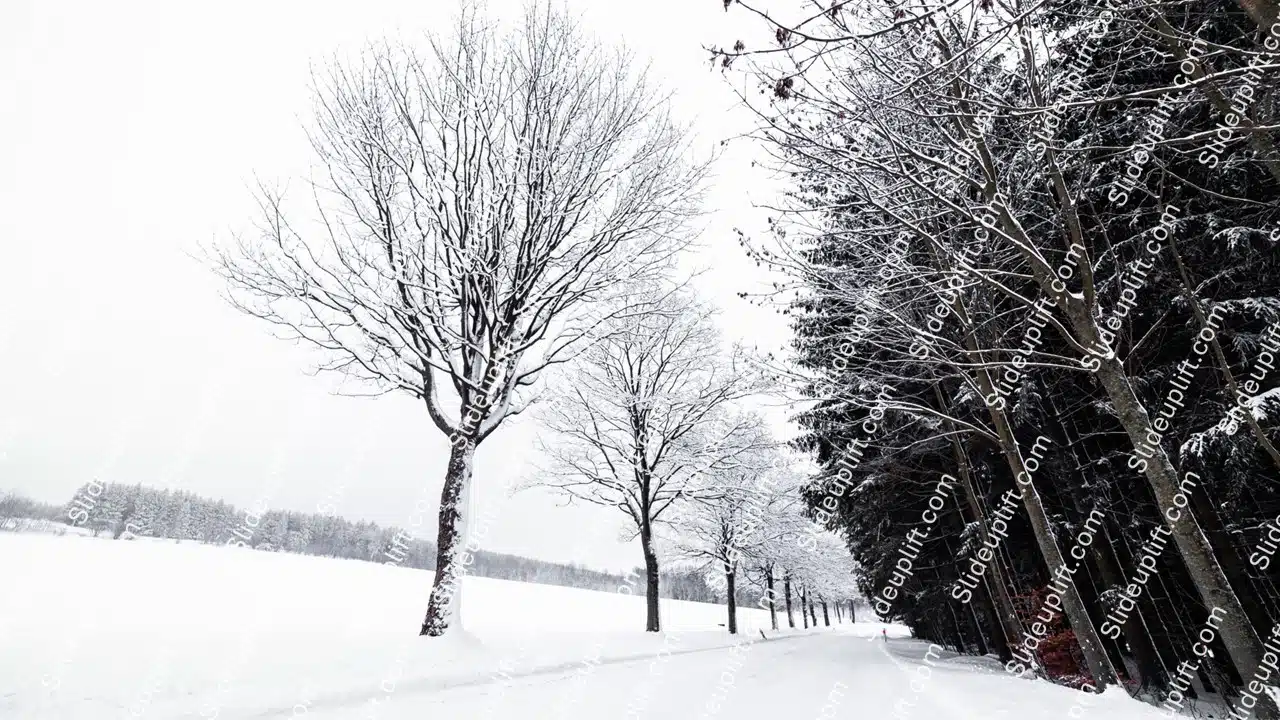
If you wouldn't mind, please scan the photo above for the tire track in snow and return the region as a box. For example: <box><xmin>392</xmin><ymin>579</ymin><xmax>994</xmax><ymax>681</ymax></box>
<box><xmin>244</xmin><ymin>630</ymin><xmax>825</xmax><ymax>718</ymax></box>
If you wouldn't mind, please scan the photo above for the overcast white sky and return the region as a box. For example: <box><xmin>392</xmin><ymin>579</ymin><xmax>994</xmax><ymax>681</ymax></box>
<box><xmin>0</xmin><ymin>0</ymin><xmax>793</xmax><ymax>571</ymax></box>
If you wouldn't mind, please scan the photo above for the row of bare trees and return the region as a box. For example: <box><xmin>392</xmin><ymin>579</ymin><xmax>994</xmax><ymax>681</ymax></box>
<box><xmin>212</xmin><ymin>2</ymin><xmax>862</xmax><ymax>639</ymax></box>
<box><xmin>527</xmin><ymin>291</ymin><xmax>859</xmax><ymax>631</ymax></box>
<box><xmin>529</xmin><ymin>288</ymin><xmax>764</xmax><ymax>631</ymax></box>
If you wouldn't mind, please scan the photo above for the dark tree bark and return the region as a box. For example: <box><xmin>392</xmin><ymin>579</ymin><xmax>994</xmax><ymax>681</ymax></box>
<box><xmin>821</xmin><ymin>600</ymin><xmax>830</xmax><ymax>627</ymax></box>
<box><xmin>1093</xmin><ymin>356</ymin><xmax>1277</xmax><ymax>717</ymax></box>
<box><xmin>942</xmin><ymin>419</ymin><xmax>1022</xmax><ymax>655</ymax></box>
<box><xmin>642</xmin><ymin>525</ymin><xmax>661</xmax><ymax>632</ymax></box>
<box><xmin>766</xmin><ymin>568</ymin><xmax>779</xmax><ymax>630</ymax></box>
<box><xmin>1189</xmin><ymin>484</ymin><xmax>1272</xmax><ymax>638</ymax></box>
<box><xmin>800</xmin><ymin>586</ymin><xmax>810</xmax><ymax>628</ymax></box>
<box><xmin>421</xmin><ymin>440</ymin><xmax>477</xmax><ymax>636</ymax></box>
<box><xmin>1109</xmin><ymin>515</ymin><xmax>1178</xmax><ymax>692</ymax></box>
<box><xmin>965</xmin><ymin>600</ymin><xmax>990</xmax><ymax>657</ymax></box>
<box><xmin>922</xmin><ymin>293</ymin><xmax>1118</xmax><ymax>688</ymax></box>
<box><xmin>976</xmin><ymin>579</ymin><xmax>1011</xmax><ymax>661</ymax></box>
<box><xmin>726</xmin><ymin>567</ymin><xmax>738</xmax><ymax>634</ymax></box>
<box><xmin>944</xmin><ymin>600</ymin><xmax>967</xmax><ymax>654</ymax></box>
<box><xmin>785</xmin><ymin>573</ymin><xmax>796</xmax><ymax>628</ymax></box>
<box><xmin>1088</xmin><ymin>513</ymin><xmax>1163</xmax><ymax>689</ymax></box>
<box><xmin>972</xmin><ymin>354</ymin><xmax>1120</xmax><ymax>688</ymax></box>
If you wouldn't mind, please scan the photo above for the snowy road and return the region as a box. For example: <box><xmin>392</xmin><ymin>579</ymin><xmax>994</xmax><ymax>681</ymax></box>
<box><xmin>289</xmin><ymin>628</ymin><xmax>878</xmax><ymax>720</ymax></box>
<box><xmin>287</xmin><ymin>628</ymin><xmax>1153</xmax><ymax>720</ymax></box>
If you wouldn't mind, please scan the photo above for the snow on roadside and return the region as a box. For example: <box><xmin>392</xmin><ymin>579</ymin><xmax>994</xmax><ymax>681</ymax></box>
<box><xmin>0</xmin><ymin>531</ymin><xmax>807</xmax><ymax>720</ymax></box>
<box><xmin>2</xmin><ymin>531</ymin><xmax>1190</xmax><ymax>720</ymax></box>
<box><xmin>874</xmin><ymin>632</ymin><xmax>1184</xmax><ymax>720</ymax></box>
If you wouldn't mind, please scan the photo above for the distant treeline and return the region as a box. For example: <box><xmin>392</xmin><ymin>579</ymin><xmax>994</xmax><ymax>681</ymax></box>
<box><xmin>0</xmin><ymin>484</ymin><xmax>725</xmax><ymax>603</ymax></box>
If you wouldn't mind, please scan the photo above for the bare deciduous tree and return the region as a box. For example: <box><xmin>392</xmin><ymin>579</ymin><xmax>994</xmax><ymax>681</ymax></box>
<box><xmin>529</xmin><ymin>289</ymin><xmax>766</xmax><ymax>631</ymax></box>
<box><xmin>211</xmin><ymin>4</ymin><xmax>707</xmax><ymax>636</ymax></box>
<box><xmin>739</xmin><ymin>467</ymin><xmax>810</xmax><ymax>632</ymax></box>
<box><xmin>669</xmin><ymin>418</ymin><xmax>790</xmax><ymax>634</ymax></box>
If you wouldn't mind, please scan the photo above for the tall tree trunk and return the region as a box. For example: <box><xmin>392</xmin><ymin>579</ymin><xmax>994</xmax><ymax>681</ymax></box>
<box><xmin>801</xmin><ymin>586</ymin><xmax>810</xmax><ymax>628</ymax></box>
<box><xmin>946</xmin><ymin>289</ymin><xmax>1118</xmax><ymax>687</ymax></box>
<box><xmin>943</xmin><ymin>524</ymin><xmax>1010</xmax><ymax>661</ymax></box>
<box><xmin>848</xmin><ymin>599</ymin><xmax>855</xmax><ymax>622</ymax></box>
<box><xmin>726</xmin><ymin>566</ymin><xmax>738</xmax><ymax>634</ymax></box>
<box><xmin>785</xmin><ymin>573</ymin><xmax>796</xmax><ymax>628</ymax></box>
<box><xmin>766</xmin><ymin>568</ymin><xmax>779</xmax><ymax>630</ymax></box>
<box><xmin>968</xmin><ymin>352</ymin><xmax>1120</xmax><ymax>687</ymax></box>
<box><xmin>1045</xmin><ymin>443</ymin><xmax>1160</xmax><ymax>685</ymax></box>
<box><xmin>641</xmin><ymin>524</ymin><xmax>661</xmax><ymax>632</ymax></box>
<box><xmin>977</xmin><ymin>578</ymin><xmax>1012</xmax><ymax>661</ymax></box>
<box><xmin>810</xmin><ymin>598</ymin><xmax>818</xmax><ymax>627</ymax></box>
<box><xmin>421</xmin><ymin>440</ymin><xmax>476</xmax><ymax>636</ymax></box>
<box><xmin>1109</xmin><ymin>513</ymin><xmax>1179</xmax><ymax>692</ymax></box>
<box><xmin>1168</xmin><ymin>237</ymin><xmax>1280</xmax><ymax>637</ymax></box>
<box><xmin>1093</xmin><ymin>356</ymin><xmax>1278</xmax><ymax>718</ymax></box>
<box><xmin>836</xmin><ymin>602</ymin><xmax>843</xmax><ymax>623</ymax></box>
<box><xmin>938</xmin><ymin>406</ymin><xmax>1023</xmax><ymax>656</ymax></box>
<box><xmin>822</xmin><ymin>599</ymin><xmax>831</xmax><ymax>627</ymax></box>
<box><xmin>966</xmin><ymin>597</ymin><xmax>991</xmax><ymax>657</ymax></box>
<box><xmin>1189</xmin><ymin>489</ymin><xmax>1273</xmax><ymax>638</ymax></box>
<box><xmin>945</xmin><ymin>598</ymin><xmax>967</xmax><ymax>653</ymax></box>
<box><xmin>1073</xmin><ymin>496</ymin><xmax>1165</xmax><ymax>688</ymax></box>
<box><xmin>970</xmin><ymin>97</ymin><xmax>1278</xmax><ymax>705</ymax></box>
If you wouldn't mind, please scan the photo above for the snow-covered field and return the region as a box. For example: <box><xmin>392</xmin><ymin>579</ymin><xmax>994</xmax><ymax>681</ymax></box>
<box><xmin>1</xmin><ymin>532</ymin><xmax>1174</xmax><ymax>719</ymax></box>
<box><xmin>0</xmin><ymin>531</ymin><xmax>783</xmax><ymax>719</ymax></box>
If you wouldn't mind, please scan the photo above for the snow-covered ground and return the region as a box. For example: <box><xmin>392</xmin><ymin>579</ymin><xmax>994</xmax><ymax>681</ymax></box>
<box><xmin>1</xmin><ymin>532</ymin><xmax>1171</xmax><ymax>719</ymax></box>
